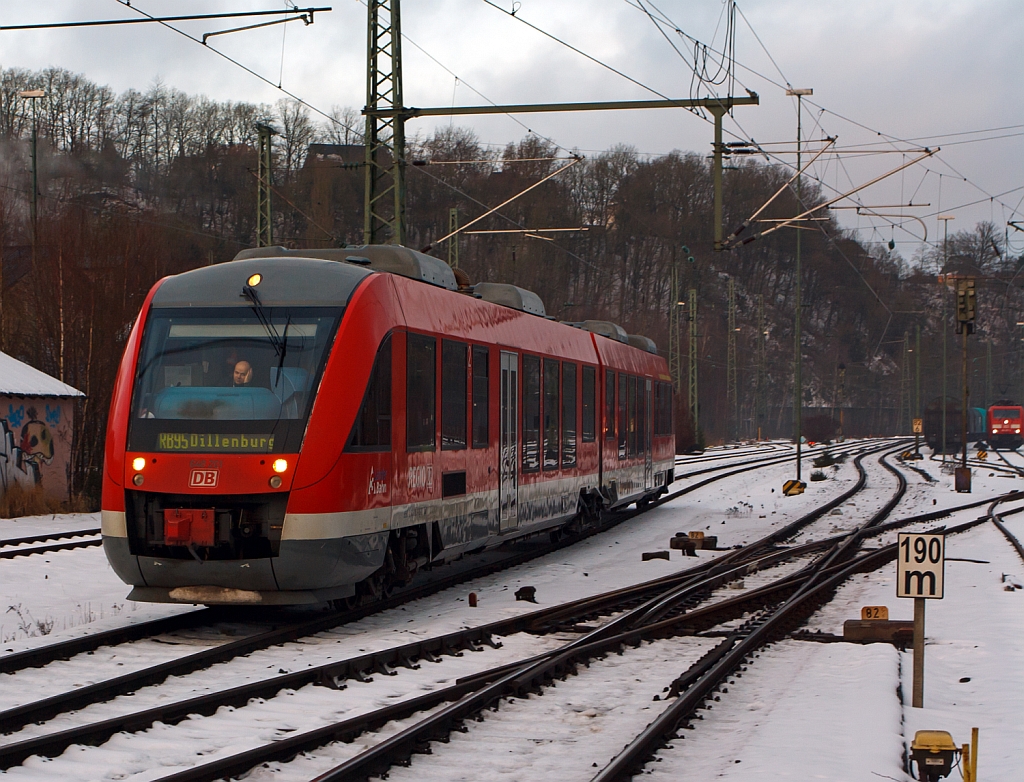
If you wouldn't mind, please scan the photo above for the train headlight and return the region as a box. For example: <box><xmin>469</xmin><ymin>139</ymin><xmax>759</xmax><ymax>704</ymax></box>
<box><xmin>132</xmin><ymin>474</ymin><xmax>144</xmax><ymax>486</ymax></box>
<box><xmin>993</xmin><ymin>429</ymin><xmax>998</xmax><ymax>434</ymax></box>
<box><xmin>247</xmin><ymin>273</ymin><xmax>263</xmax><ymax>287</ymax></box>
<box><xmin>269</xmin><ymin>475</ymin><xmax>283</xmax><ymax>489</ymax></box>
<box><xmin>1005</xmin><ymin>419</ymin><xmax>1010</xmax><ymax>424</ymax></box>
<box><xmin>132</xmin><ymin>457</ymin><xmax>146</xmax><ymax>471</ymax></box>
<box><xmin>272</xmin><ymin>458</ymin><xmax>288</xmax><ymax>473</ymax></box>
<box><xmin>1016</xmin><ymin>429</ymin><xmax>1021</xmax><ymax>434</ymax></box>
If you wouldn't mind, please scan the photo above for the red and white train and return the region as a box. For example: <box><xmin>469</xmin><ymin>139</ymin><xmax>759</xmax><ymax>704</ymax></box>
<box><xmin>987</xmin><ymin>403</ymin><xmax>1024</xmax><ymax>450</ymax></box>
<box><xmin>102</xmin><ymin>245</ymin><xmax>675</xmax><ymax>606</ymax></box>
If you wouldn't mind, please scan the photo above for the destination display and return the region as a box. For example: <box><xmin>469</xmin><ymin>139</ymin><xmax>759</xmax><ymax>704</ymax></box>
<box><xmin>157</xmin><ymin>432</ymin><xmax>276</xmax><ymax>452</ymax></box>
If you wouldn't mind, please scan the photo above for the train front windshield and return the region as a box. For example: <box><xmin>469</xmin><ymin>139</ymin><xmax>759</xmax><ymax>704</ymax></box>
<box><xmin>128</xmin><ymin>307</ymin><xmax>342</xmax><ymax>454</ymax></box>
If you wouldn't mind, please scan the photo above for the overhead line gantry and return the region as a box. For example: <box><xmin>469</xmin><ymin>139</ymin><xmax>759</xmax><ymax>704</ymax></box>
<box><xmin>362</xmin><ymin>0</ymin><xmax>759</xmax><ymax>250</ymax></box>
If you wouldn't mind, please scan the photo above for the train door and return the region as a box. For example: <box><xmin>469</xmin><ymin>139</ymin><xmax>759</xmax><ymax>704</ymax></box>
<box><xmin>499</xmin><ymin>351</ymin><xmax>519</xmax><ymax>531</ymax></box>
<box><xmin>644</xmin><ymin>378</ymin><xmax>654</xmax><ymax>491</ymax></box>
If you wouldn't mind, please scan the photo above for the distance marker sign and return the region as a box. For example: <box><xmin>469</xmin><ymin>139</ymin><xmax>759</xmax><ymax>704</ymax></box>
<box><xmin>897</xmin><ymin>533</ymin><xmax>945</xmax><ymax>598</ymax></box>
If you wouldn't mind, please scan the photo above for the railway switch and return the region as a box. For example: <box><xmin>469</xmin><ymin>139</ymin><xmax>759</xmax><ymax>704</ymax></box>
<box><xmin>910</xmin><ymin>730</ymin><xmax>957</xmax><ymax>780</ymax></box>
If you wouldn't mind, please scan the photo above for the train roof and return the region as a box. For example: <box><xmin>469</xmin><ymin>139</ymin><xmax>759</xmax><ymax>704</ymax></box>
<box><xmin>233</xmin><ymin>245</ymin><xmax>457</xmax><ymax>291</ymax></box>
<box><xmin>166</xmin><ymin>246</ymin><xmax>664</xmax><ymax>364</ymax></box>
<box><xmin>153</xmin><ymin>256</ymin><xmax>372</xmax><ymax>308</ymax></box>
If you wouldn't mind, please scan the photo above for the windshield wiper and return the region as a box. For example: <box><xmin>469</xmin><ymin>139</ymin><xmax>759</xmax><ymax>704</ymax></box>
<box><xmin>275</xmin><ymin>316</ymin><xmax>291</xmax><ymax>387</ymax></box>
<box><xmin>241</xmin><ymin>283</ymin><xmax>284</xmax><ymax>357</ymax></box>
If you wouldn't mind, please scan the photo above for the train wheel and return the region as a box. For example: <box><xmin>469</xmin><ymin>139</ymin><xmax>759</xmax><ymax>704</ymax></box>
<box><xmin>329</xmin><ymin>594</ymin><xmax>360</xmax><ymax>612</ymax></box>
<box><xmin>356</xmin><ymin>543</ymin><xmax>399</xmax><ymax>605</ymax></box>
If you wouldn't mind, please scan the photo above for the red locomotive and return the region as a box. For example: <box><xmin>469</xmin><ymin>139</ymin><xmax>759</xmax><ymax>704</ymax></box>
<box><xmin>986</xmin><ymin>402</ymin><xmax>1023</xmax><ymax>450</ymax></box>
<box><xmin>102</xmin><ymin>246</ymin><xmax>675</xmax><ymax>606</ymax></box>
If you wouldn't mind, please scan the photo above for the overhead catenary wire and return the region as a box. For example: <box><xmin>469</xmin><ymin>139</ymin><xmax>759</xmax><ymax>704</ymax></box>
<box><xmin>110</xmin><ymin>0</ymin><xmax>596</xmax><ymax>268</ymax></box>
<box><xmin>626</xmin><ymin>0</ymin><xmax>1024</xmax><ymax>249</ymax></box>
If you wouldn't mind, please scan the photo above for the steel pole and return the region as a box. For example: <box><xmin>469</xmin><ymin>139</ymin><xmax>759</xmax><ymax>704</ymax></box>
<box><xmin>942</xmin><ymin>293</ymin><xmax>947</xmax><ymax>462</ymax></box>
<box><xmin>913</xmin><ymin>597</ymin><xmax>925</xmax><ymax>708</ymax></box>
<box><xmin>915</xmin><ymin>325</ymin><xmax>921</xmax><ymax>455</ymax></box>
<box><xmin>30</xmin><ymin>99</ymin><xmax>38</xmax><ymax>253</ymax></box>
<box><xmin>794</xmin><ymin>94</ymin><xmax>803</xmax><ymax>481</ymax></box>
<box><xmin>962</xmin><ymin>325</ymin><xmax>969</xmax><ymax>468</ymax></box>
<box><xmin>939</xmin><ymin>216</ymin><xmax>953</xmax><ymax>462</ymax></box>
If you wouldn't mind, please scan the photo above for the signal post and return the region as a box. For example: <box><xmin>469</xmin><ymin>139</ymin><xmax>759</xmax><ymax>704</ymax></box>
<box><xmin>955</xmin><ymin>278</ymin><xmax>976</xmax><ymax>492</ymax></box>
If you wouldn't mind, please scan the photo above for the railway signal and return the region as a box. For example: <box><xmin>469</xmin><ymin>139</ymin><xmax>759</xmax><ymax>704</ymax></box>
<box><xmin>955</xmin><ymin>277</ymin><xmax>976</xmax><ymax>333</ymax></box>
<box><xmin>897</xmin><ymin>532</ymin><xmax>946</xmax><ymax>708</ymax></box>
<box><xmin>955</xmin><ymin>277</ymin><xmax>976</xmax><ymax>491</ymax></box>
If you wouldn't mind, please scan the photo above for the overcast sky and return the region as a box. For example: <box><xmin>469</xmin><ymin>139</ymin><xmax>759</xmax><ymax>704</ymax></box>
<box><xmin>3</xmin><ymin>1</ymin><xmax>1022</xmax><ymax>260</ymax></box>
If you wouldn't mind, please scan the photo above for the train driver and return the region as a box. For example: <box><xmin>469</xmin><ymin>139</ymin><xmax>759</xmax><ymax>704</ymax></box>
<box><xmin>232</xmin><ymin>360</ymin><xmax>254</xmax><ymax>387</ymax></box>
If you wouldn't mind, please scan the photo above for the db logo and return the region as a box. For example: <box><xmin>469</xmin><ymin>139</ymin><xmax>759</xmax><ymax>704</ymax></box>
<box><xmin>189</xmin><ymin>469</ymin><xmax>219</xmax><ymax>488</ymax></box>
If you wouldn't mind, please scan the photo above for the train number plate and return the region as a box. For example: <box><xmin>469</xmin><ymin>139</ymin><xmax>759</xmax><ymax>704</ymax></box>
<box><xmin>189</xmin><ymin>468</ymin><xmax>220</xmax><ymax>488</ymax></box>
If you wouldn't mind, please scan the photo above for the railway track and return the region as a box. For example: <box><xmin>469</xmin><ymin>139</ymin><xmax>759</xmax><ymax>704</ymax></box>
<box><xmin>0</xmin><ymin>442</ymin><xmax>905</xmax><ymax>781</ymax></box>
<box><xmin>0</xmin><ymin>439</ymin><xmax>888</xmax><ymax>772</ymax></box>
<box><xmin>283</xmin><ymin>446</ymin><xmax>914</xmax><ymax>782</ymax></box>
<box><xmin>144</xmin><ymin>445</ymin><xmax>1019</xmax><ymax>782</ymax></box>
<box><xmin>0</xmin><ymin>528</ymin><xmax>102</xmax><ymax>560</ymax></box>
<box><xmin>0</xmin><ymin>438</ymin><xmax>859</xmax><ymax>678</ymax></box>
<box><xmin>990</xmin><ymin>493</ymin><xmax>1024</xmax><ymax>562</ymax></box>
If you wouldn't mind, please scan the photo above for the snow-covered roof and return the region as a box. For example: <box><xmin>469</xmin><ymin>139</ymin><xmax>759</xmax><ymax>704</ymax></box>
<box><xmin>0</xmin><ymin>352</ymin><xmax>84</xmax><ymax>398</ymax></box>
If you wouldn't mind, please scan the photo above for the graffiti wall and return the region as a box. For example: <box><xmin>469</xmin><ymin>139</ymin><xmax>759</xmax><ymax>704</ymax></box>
<box><xmin>0</xmin><ymin>396</ymin><xmax>74</xmax><ymax>502</ymax></box>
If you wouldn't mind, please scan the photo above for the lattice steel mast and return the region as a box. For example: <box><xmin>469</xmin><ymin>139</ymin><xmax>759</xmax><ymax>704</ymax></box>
<box><xmin>256</xmin><ymin>123</ymin><xmax>276</xmax><ymax>247</ymax></box>
<box><xmin>688</xmin><ymin>288</ymin><xmax>698</xmax><ymax>434</ymax></box>
<box><xmin>669</xmin><ymin>259</ymin><xmax>682</xmax><ymax>391</ymax></box>
<box><xmin>727</xmin><ymin>277</ymin><xmax>738</xmax><ymax>439</ymax></box>
<box><xmin>756</xmin><ymin>293</ymin><xmax>767</xmax><ymax>439</ymax></box>
<box><xmin>364</xmin><ymin>0</ymin><xmax>406</xmax><ymax>245</ymax></box>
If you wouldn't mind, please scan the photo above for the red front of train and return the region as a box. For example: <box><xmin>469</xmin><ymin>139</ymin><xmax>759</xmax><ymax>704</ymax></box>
<box><xmin>101</xmin><ymin>246</ymin><xmax>674</xmax><ymax>606</ymax></box>
<box><xmin>986</xmin><ymin>404</ymin><xmax>1024</xmax><ymax>450</ymax></box>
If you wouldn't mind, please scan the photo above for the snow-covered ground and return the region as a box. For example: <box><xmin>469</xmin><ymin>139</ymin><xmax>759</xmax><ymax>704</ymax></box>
<box><xmin>0</xmin><ymin>443</ymin><xmax>822</xmax><ymax>650</ymax></box>
<box><xmin>648</xmin><ymin>456</ymin><xmax>1024</xmax><ymax>782</ymax></box>
<box><xmin>1</xmin><ymin>512</ymin><xmax>195</xmax><ymax>648</ymax></box>
<box><xmin>1</xmin><ymin>440</ymin><xmax>1020</xmax><ymax>781</ymax></box>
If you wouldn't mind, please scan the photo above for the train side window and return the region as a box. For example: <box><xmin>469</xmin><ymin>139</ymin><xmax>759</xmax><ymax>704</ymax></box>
<box><xmin>581</xmin><ymin>366</ymin><xmax>596</xmax><ymax>442</ymax></box>
<box><xmin>659</xmin><ymin>378</ymin><xmax>667</xmax><ymax>433</ymax></box>
<box><xmin>524</xmin><ymin>358</ymin><xmax>540</xmax><ymax>472</ymax></box>
<box><xmin>605</xmin><ymin>371</ymin><xmax>616</xmax><ymax>441</ymax></box>
<box><xmin>617</xmin><ymin>373</ymin><xmax>627</xmax><ymax>459</ymax></box>
<box><xmin>522</xmin><ymin>355</ymin><xmax>540</xmax><ymax>472</ymax></box>
<box><xmin>472</xmin><ymin>345</ymin><xmax>489</xmax><ymax>448</ymax></box>
<box><xmin>441</xmin><ymin>339</ymin><xmax>467</xmax><ymax>450</ymax></box>
<box><xmin>627</xmin><ymin>375</ymin><xmax>637</xmax><ymax>458</ymax></box>
<box><xmin>346</xmin><ymin>333</ymin><xmax>392</xmax><ymax>451</ymax></box>
<box><xmin>637</xmin><ymin>378</ymin><xmax>647</xmax><ymax>455</ymax></box>
<box><xmin>543</xmin><ymin>359</ymin><xmax>560</xmax><ymax>471</ymax></box>
<box><xmin>406</xmin><ymin>333</ymin><xmax>436</xmax><ymax>451</ymax></box>
<box><xmin>562</xmin><ymin>362</ymin><xmax>577</xmax><ymax>468</ymax></box>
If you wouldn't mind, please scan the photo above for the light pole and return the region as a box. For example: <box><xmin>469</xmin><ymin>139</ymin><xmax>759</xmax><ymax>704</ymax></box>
<box><xmin>938</xmin><ymin>214</ymin><xmax>955</xmax><ymax>462</ymax></box>
<box><xmin>915</xmin><ymin>325</ymin><xmax>921</xmax><ymax>456</ymax></box>
<box><xmin>18</xmin><ymin>90</ymin><xmax>44</xmax><ymax>255</ymax></box>
<box><xmin>787</xmin><ymin>87</ymin><xmax>812</xmax><ymax>488</ymax></box>
<box><xmin>837</xmin><ymin>362</ymin><xmax>846</xmax><ymax>442</ymax></box>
